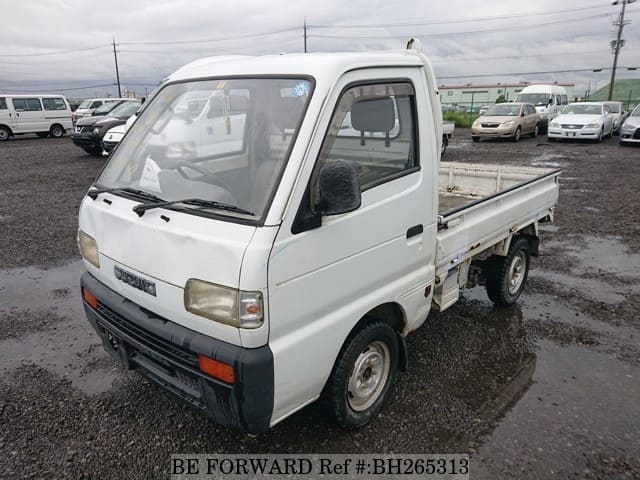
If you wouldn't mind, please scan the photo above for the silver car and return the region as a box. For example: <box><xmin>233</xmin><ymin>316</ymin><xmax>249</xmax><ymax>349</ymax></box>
<box><xmin>619</xmin><ymin>104</ymin><xmax>640</xmax><ymax>145</ymax></box>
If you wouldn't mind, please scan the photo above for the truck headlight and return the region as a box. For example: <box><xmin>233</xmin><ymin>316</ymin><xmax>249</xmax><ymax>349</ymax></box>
<box><xmin>184</xmin><ymin>279</ymin><xmax>263</xmax><ymax>329</ymax></box>
<box><xmin>550</xmin><ymin>121</ymin><xmax>559</xmax><ymax>128</ymax></box>
<box><xmin>586</xmin><ymin>123</ymin><xmax>601</xmax><ymax>128</ymax></box>
<box><xmin>77</xmin><ymin>229</ymin><xmax>100</xmax><ymax>268</ymax></box>
<box><xmin>502</xmin><ymin>120</ymin><xmax>515</xmax><ymax>127</ymax></box>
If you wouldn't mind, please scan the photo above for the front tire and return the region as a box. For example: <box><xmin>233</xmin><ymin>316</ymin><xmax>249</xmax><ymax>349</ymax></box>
<box><xmin>324</xmin><ymin>322</ymin><xmax>398</xmax><ymax>429</ymax></box>
<box><xmin>512</xmin><ymin>126</ymin><xmax>521</xmax><ymax>142</ymax></box>
<box><xmin>472</xmin><ymin>136</ymin><xmax>480</xmax><ymax>143</ymax></box>
<box><xmin>485</xmin><ymin>237</ymin><xmax>530</xmax><ymax>306</ymax></box>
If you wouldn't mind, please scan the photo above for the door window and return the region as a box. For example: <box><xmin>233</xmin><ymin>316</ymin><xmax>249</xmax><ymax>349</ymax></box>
<box><xmin>90</xmin><ymin>101</ymin><xmax>102</xmax><ymax>109</ymax></box>
<box><xmin>12</xmin><ymin>98</ymin><xmax>43</xmax><ymax>111</ymax></box>
<box><xmin>42</xmin><ymin>98</ymin><xmax>67</xmax><ymax>110</ymax></box>
<box><xmin>0</xmin><ymin>98</ymin><xmax>6</xmax><ymax>110</ymax></box>
<box><xmin>317</xmin><ymin>82</ymin><xmax>418</xmax><ymax>192</ymax></box>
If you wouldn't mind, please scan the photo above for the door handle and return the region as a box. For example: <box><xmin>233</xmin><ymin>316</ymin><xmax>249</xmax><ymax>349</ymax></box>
<box><xmin>406</xmin><ymin>224</ymin><xmax>423</xmax><ymax>239</ymax></box>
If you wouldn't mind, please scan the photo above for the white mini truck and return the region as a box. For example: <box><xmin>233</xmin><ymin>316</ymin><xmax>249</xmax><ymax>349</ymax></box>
<box><xmin>78</xmin><ymin>44</ymin><xmax>560</xmax><ymax>433</ymax></box>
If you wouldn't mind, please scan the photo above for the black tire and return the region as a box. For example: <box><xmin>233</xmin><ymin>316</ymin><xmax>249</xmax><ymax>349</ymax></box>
<box><xmin>0</xmin><ymin>126</ymin><xmax>10</xmax><ymax>141</ymax></box>
<box><xmin>485</xmin><ymin>237</ymin><xmax>530</xmax><ymax>306</ymax></box>
<box><xmin>49</xmin><ymin>124</ymin><xmax>64</xmax><ymax>138</ymax></box>
<box><xmin>82</xmin><ymin>146</ymin><xmax>102</xmax><ymax>156</ymax></box>
<box><xmin>472</xmin><ymin>136</ymin><xmax>480</xmax><ymax>143</ymax></box>
<box><xmin>531</xmin><ymin>124</ymin><xmax>539</xmax><ymax>138</ymax></box>
<box><xmin>595</xmin><ymin>127</ymin><xmax>603</xmax><ymax>143</ymax></box>
<box><xmin>512</xmin><ymin>126</ymin><xmax>521</xmax><ymax>142</ymax></box>
<box><xmin>36</xmin><ymin>132</ymin><xmax>49</xmax><ymax>138</ymax></box>
<box><xmin>441</xmin><ymin>136</ymin><xmax>448</xmax><ymax>155</ymax></box>
<box><xmin>323</xmin><ymin>322</ymin><xmax>399</xmax><ymax>429</ymax></box>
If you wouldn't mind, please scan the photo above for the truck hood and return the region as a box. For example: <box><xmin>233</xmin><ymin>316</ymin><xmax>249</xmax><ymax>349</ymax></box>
<box><xmin>553</xmin><ymin>114</ymin><xmax>603</xmax><ymax>125</ymax></box>
<box><xmin>79</xmin><ymin>194</ymin><xmax>254</xmax><ymax>289</ymax></box>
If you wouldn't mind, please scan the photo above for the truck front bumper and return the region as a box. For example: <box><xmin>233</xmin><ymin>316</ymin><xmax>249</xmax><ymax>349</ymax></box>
<box><xmin>80</xmin><ymin>272</ymin><xmax>274</xmax><ymax>433</ymax></box>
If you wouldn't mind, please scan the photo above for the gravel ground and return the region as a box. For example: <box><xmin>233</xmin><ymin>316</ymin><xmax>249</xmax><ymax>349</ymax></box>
<box><xmin>1</xmin><ymin>132</ymin><xmax>639</xmax><ymax>479</ymax></box>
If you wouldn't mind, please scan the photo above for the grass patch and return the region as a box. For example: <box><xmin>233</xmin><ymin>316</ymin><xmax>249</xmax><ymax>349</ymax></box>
<box><xmin>444</xmin><ymin>111</ymin><xmax>479</xmax><ymax>128</ymax></box>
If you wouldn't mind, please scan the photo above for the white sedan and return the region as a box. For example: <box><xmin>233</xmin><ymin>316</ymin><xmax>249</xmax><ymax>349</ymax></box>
<box><xmin>548</xmin><ymin>103</ymin><xmax>614</xmax><ymax>142</ymax></box>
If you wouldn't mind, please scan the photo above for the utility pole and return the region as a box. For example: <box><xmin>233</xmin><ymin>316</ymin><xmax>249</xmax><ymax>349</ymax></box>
<box><xmin>303</xmin><ymin>17</ymin><xmax>308</xmax><ymax>53</ymax></box>
<box><xmin>113</xmin><ymin>37</ymin><xmax>122</xmax><ymax>97</ymax></box>
<box><xmin>608</xmin><ymin>0</ymin><xmax>635</xmax><ymax>100</ymax></box>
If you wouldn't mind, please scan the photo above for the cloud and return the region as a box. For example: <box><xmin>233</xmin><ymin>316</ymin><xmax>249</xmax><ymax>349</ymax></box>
<box><xmin>0</xmin><ymin>0</ymin><xmax>638</xmax><ymax>98</ymax></box>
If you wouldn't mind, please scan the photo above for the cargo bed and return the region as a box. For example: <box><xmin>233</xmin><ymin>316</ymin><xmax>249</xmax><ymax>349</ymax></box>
<box><xmin>433</xmin><ymin>162</ymin><xmax>561</xmax><ymax>309</ymax></box>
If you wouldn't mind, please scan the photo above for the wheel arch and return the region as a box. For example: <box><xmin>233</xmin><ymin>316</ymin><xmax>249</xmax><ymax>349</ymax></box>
<box><xmin>0</xmin><ymin>124</ymin><xmax>13</xmax><ymax>135</ymax></box>
<box><xmin>335</xmin><ymin>302</ymin><xmax>408</xmax><ymax>376</ymax></box>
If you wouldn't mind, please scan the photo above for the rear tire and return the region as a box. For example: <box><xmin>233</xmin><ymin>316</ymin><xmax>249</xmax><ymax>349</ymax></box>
<box><xmin>49</xmin><ymin>124</ymin><xmax>64</xmax><ymax>138</ymax></box>
<box><xmin>0</xmin><ymin>126</ymin><xmax>10</xmax><ymax>141</ymax></box>
<box><xmin>531</xmin><ymin>124</ymin><xmax>539</xmax><ymax>138</ymax></box>
<box><xmin>324</xmin><ymin>322</ymin><xmax>398</xmax><ymax>429</ymax></box>
<box><xmin>485</xmin><ymin>237</ymin><xmax>530</xmax><ymax>306</ymax></box>
<box><xmin>441</xmin><ymin>135</ymin><xmax>448</xmax><ymax>155</ymax></box>
<box><xmin>472</xmin><ymin>136</ymin><xmax>480</xmax><ymax>143</ymax></box>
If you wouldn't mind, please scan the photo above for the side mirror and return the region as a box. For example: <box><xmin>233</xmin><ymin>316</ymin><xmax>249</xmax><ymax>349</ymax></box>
<box><xmin>318</xmin><ymin>160</ymin><xmax>361</xmax><ymax>216</ymax></box>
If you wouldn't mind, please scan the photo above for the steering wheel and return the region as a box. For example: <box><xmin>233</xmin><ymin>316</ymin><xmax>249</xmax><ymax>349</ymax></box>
<box><xmin>176</xmin><ymin>161</ymin><xmax>233</xmax><ymax>192</ymax></box>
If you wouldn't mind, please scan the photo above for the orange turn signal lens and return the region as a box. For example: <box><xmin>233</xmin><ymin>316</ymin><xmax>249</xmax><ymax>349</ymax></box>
<box><xmin>83</xmin><ymin>288</ymin><xmax>98</xmax><ymax>309</ymax></box>
<box><xmin>198</xmin><ymin>355</ymin><xmax>235</xmax><ymax>384</ymax></box>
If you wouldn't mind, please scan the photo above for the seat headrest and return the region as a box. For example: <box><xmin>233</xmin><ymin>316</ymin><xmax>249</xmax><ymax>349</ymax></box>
<box><xmin>351</xmin><ymin>97</ymin><xmax>395</xmax><ymax>132</ymax></box>
<box><xmin>273</xmin><ymin>97</ymin><xmax>304</xmax><ymax>131</ymax></box>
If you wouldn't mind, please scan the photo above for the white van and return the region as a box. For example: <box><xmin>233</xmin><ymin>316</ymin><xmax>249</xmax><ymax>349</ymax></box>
<box><xmin>0</xmin><ymin>94</ymin><xmax>73</xmax><ymax>141</ymax></box>
<box><xmin>515</xmin><ymin>85</ymin><xmax>568</xmax><ymax>132</ymax></box>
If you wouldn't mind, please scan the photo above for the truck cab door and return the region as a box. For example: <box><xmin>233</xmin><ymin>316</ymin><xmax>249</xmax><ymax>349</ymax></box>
<box><xmin>266</xmin><ymin>67</ymin><xmax>438</xmax><ymax>423</ymax></box>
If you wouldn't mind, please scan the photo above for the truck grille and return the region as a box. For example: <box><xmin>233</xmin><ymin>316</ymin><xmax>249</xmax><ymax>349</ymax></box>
<box><xmin>95</xmin><ymin>303</ymin><xmax>199</xmax><ymax>369</ymax></box>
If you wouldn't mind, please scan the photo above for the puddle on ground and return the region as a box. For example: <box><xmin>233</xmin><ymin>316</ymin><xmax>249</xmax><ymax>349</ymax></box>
<box><xmin>0</xmin><ymin>260</ymin><xmax>122</xmax><ymax>394</ymax></box>
<box><xmin>545</xmin><ymin>235</ymin><xmax>640</xmax><ymax>279</ymax></box>
<box><xmin>530</xmin><ymin>152</ymin><xmax>568</xmax><ymax>168</ymax></box>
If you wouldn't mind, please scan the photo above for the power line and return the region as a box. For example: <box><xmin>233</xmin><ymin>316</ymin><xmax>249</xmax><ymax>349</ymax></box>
<box><xmin>0</xmin><ymin>45</ymin><xmax>110</xmax><ymax>58</ymax></box>
<box><xmin>437</xmin><ymin>66</ymin><xmax>635</xmax><ymax>79</ymax></box>
<box><xmin>118</xmin><ymin>27</ymin><xmax>298</xmax><ymax>46</ymax></box>
<box><xmin>309</xmin><ymin>3</ymin><xmax>612</xmax><ymax>28</ymax></box>
<box><xmin>312</xmin><ymin>13</ymin><xmax>614</xmax><ymax>39</ymax></box>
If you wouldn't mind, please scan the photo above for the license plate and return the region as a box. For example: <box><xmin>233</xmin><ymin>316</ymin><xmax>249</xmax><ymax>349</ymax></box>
<box><xmin>565</xmin><ymin>132</ymin><xmax>576</xmax><ymax>137</ymax></box>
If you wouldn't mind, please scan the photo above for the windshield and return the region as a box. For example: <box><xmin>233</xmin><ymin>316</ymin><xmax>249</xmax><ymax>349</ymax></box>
<box><xmin>561</xmin><ymin>104</ymin><xmax>602</xmax><ymax>115</ymax></box>
<box><xmin>515</xmin><ymin>93</ymin><xmax>551</xmax><ymax>106</ymax></box>
<box><xmin>631</xmin><ymin>105</ymin><xmax>640</xmax><ymax>117</ymax></box>
<box><xmin>78</xmin><ymin>100</ymin><xmax>93</xmax><ymax>109</ymax></box>
<box><xmin>94</xmin><ymin>102</ymin><xmax>119</xmax><ymax>115</ymax></box>
<box><xmin>606</xmin><ymin>103</ymin><xmax>620</xmax><ymax>113</ymax></box>
<box><xmin>97</xmin><ymin>77</ymin><xmax>313</xmax><ymax>222</ymax></box>
<box><xmin>109</xmin><ymin>101</ymin><xmax>140</xmax><ymax>119</ymax></box>
<box><xmin>484</xmin><ymin>104</ymin><xmax>522</xmax><ymax>116</ymax></box>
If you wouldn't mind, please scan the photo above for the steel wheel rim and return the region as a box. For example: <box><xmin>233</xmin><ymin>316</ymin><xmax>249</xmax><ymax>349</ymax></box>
<box><xmin>508</xmin><ymin>251</ymin><xmax>526</xmax><ymax>295</ymax></box>
<box><xmin>0</xmin><ymin>130</ymin><xmax>8</xmax><ymax>140</ymax></box>
<box><xmin>51</xmin><ymin>126</ymin><xmax>62</xmax><ymax>137</ymax></box>
<box><xmin>347</xmin><ymin>341</ymin><xmax>390</xmax><ymax>412</ymax></box>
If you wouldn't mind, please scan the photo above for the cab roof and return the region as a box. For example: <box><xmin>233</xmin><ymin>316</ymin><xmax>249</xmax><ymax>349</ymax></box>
<box><xmin>166</xmin><ymin>51</ymin><xmax>426</xmax><ymax>83</ymax></box>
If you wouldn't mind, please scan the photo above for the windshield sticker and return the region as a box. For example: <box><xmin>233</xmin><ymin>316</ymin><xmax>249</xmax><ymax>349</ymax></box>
<box><xmin>139</xmin><ymin>157</ymin><xmax>162</xmax><ymax>192</ymax></box>
<box><xmin>291</xmin><ymin>81</ymin><xmax>310</xmax><ymax>97</ymax></box>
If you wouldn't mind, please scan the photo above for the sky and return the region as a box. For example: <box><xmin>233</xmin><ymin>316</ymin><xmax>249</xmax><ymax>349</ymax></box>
<box><xmin>0</xmin><ymin>0</ymin><xmax>638</xmax><ymax>99</ymax></box>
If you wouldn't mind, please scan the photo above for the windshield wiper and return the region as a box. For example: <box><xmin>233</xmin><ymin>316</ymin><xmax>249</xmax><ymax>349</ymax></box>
<box><xmin>87</xmin><ymin>186</ymin><xmax>164</xmax><ymax>202</ymax></box>
<box><xmin>133</xmin><ymin>198</ymin><xmax>254</xmax><ymax>217</ymax></box>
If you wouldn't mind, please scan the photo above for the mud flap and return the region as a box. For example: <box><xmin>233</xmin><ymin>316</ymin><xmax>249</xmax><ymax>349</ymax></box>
<box><xmin>397</xmin><ymin>332</ymin><xmax>409</xmax><ymax>372</ymax></box>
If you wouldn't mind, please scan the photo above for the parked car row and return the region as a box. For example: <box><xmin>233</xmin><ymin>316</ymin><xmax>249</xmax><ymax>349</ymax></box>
<box><xmin>70</xmin><ymin>100</ymin><xmax>141</xmax><ymax>155</ymax></box>
<box><xmin>470</xmin><ymin>98</ymin><xmax>635</xmax><ymax>145</ymax></box>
